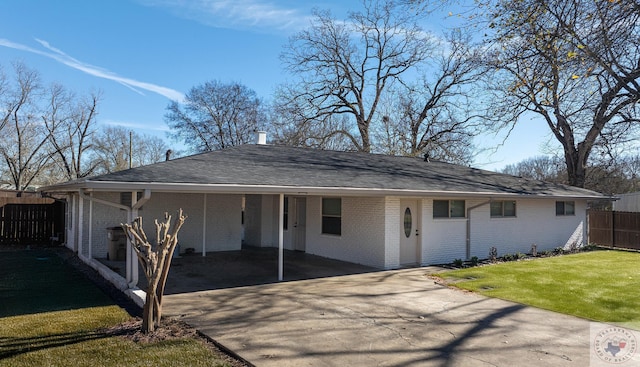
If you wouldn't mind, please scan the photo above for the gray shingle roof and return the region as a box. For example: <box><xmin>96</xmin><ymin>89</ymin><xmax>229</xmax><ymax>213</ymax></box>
<box><xmin>42</xmin><ymin>144</ymin><xmax>604</xmax><ymax>199</ymax></box>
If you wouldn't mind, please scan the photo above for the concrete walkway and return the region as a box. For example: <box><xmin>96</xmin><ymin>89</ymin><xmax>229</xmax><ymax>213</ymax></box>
<box><xmin>165</xmin><ymin>267</ymin><xmax>592</xmax><ymax>366</ymax></box>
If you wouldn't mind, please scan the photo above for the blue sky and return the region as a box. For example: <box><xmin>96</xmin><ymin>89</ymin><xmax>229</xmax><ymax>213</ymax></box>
<box><xmin>0</xmin><ymin>0</ymin><xmax>554</xmax><ymax>170</ymax></box>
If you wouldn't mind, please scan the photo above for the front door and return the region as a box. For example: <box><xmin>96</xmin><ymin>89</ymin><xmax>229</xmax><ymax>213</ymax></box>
<box><xmin>400</xmin><ymin>200</ymin><xmax>419</xmax><ymax>265</ymax></box>
<box><xmin>293</xmin><ymin>198</ymin><xmax>306</xmax><ymax>251</ymax></box>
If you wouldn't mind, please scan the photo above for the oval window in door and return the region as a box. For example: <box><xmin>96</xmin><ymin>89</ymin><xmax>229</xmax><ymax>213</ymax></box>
<box><xmin>404</xmin><ymin>207</ymin><xmax>412</xmax><ymax>238</ymax></box>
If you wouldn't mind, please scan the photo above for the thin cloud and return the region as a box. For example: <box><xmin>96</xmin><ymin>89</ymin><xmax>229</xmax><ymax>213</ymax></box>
<box><xmin>0</xmin><ymin>38</ymin><xmax>185</xmax><ymax>102</ymax></box>
<box><xmin>137</xmin><ymin>0</ymin><xmax>311</xmax><ymax>31</ymax></box>
<box><xmin>103</xmin><ymin>119</ymin><xmax>171</xmax><ymax>132</ymax></box>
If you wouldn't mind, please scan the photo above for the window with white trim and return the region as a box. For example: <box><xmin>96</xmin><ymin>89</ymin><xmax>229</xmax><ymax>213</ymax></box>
<box><xmin>433</xmin><ymin>200</ymin><xmax>465</xmax><ymax>218</ymax></box>
<box><xmin>490</xmin><ymin>201</ymin><xmax>516</xmax><ymax>218</ymax></box>
<box><xmin>556</xmin><ymin>201</ymin><xmax>575</xmax><ymax>216</ymax></box>
<box><xmin>322</xmin><ymin>197</ymin><xmax>341</xmax><ymax>235</ymax></box>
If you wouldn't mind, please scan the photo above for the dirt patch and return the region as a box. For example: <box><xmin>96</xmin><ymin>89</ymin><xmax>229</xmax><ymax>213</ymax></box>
<box><xmin>105</xmin><ymin>318</ymin><xmax>198</xmax><ymax>343</ymax></box>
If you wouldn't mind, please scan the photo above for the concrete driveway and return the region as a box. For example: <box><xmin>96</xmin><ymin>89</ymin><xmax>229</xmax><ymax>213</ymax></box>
<box><xmin>164</xmin><ymin>267</ymin><xmax>592</xmax><ymax>366</ymax></box>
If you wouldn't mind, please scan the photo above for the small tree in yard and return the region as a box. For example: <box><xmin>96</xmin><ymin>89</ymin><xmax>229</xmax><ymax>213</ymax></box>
<box><xmin>121</xmin><ymin>209</ymin><xmax>187</xmax><ymax>333</ymax></box>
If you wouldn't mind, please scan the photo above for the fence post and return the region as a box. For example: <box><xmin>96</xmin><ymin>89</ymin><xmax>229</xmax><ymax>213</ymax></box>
<box><xmin>611</xmin><ymin>211</ymin><xmax>615</xmax><ymax>247</ymax></box>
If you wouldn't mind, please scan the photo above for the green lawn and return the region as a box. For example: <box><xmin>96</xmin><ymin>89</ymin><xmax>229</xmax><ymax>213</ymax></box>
<box><xmin>0</xmin><ymin>250</ymin><xmax>237</xmax><ymax>367</ymax></box>
<box><xmin>436</xmin><ymin>250</ymin><xmax>640</xmax><ymax>329</ymax></box>
<box><xmin>0</xmin><ymin>306</ymin><xmax>235</xmax><ymax>367</ymax></box>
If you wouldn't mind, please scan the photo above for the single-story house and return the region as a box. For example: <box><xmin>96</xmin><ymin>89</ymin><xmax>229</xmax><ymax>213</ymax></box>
<box><xmin>40</xmin><ymin>136</ymin><xmax>605</xmax><ymax>302</ymax></box>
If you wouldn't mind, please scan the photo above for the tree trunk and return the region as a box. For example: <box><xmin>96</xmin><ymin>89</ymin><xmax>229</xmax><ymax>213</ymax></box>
<box><xmin>121</xmin><ymin>210</ymin><xmax>187</xmax><ymax>334</ymax></box>
<box><xmin>142</xmin><ymin>286</ymin><xmax>156</xmax><ymax>333</ymax></box>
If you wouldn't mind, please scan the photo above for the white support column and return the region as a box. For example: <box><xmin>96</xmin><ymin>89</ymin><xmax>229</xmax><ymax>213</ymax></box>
<box><xmin>128</xmin><ymin>191</ymin><xmax>139</xmax><ymax>288</ymax></box>
<box><xmin>88</xmin><ymin>193</ymin><xmax>93</xmax><ymax>259</ymax></box>
<box><xmin>202</xmin><ymin>193</ymin><xmax>207</xmax><ymax>256</ymax></box>
<box><xmin>278</xmin><ymin>193</ymin><xmax>284</xmax><ymax>281</ymax></box>
<box><xmin>78</xmin><ymin>195</ymin><xmax>84</xmax><ymax>256</ymax></box>
<box><xmin>68</xmin><ymin>194</ymin><xmax>76</xmax><ymax>252</ymax></box>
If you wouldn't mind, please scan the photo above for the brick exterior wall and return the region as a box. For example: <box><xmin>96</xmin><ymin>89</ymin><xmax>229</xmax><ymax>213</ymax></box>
<box><xmin>384</xmin><ymin>197</ymin><xmax>401</xmax><ymax>269</ymax></box>
<box><xmin>73</xmin><ymin>191</ymin><xmax>588</xmax><ymax>269</ymax></box>
<box><xmin>306</xmin><ymin>196</ymin><xmax>387</xmax><ymax>268</ymax></box>
<box><xmin>420</xmin><ymin>198</ymin><xmax>588</xmax><ymax>264</ymax></box>
<box><xmin>88</xmin><ymin>192</ymin><xmax>127</xmax><ymax>258</ymax></box>
<box><xmin>77</xmin><ymin>192</ymin><xmax>242</xmax><ymax>259</ymax></box>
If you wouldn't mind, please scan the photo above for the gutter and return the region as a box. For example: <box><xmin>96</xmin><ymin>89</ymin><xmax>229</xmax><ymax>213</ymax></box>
<box><xmin>466</xmin><ymin>200</ymin><xmax>492</xmax><ymax>260</ymax></box>
<box><xmin>40</xmin><ymin>181</ymin><xmax>608</xmax><ymax>201</ymax></box>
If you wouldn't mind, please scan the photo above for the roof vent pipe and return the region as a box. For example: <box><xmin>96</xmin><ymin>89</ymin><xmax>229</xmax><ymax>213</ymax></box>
<box><xmin>256</xmin><ymin>131</ymin><xmax>267</xmax><ymax>145</ymax></box>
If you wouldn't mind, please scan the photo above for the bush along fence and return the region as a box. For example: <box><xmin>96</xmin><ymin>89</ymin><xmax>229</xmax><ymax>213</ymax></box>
<box><xmin>589</xmin><ymin>210</ymin><xmax>640</xmax><ymax>250</ymax></box>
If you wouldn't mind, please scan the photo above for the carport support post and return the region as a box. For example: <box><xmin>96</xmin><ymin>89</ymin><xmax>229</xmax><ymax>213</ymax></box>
<box><xmin>278</xmin><ymin>193</ymin><xmax>284</xmax><ymax>281</ymax></box>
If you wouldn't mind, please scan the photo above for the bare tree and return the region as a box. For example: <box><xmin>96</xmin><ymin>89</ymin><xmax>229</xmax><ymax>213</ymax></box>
<box><xmin>92</xmin><ymin>126</ymin><xmax>170</xmax><ymax>173</ymax></box>
<box><xmin>165</xmin><ymin>80</ymin><xmax>265</xmax><ymax>152</ymax></box>
<box><xmin>43</xmin><ymin>85</ymin><xmax>101</xmax><ymax>180</ymax></box>
<box><xmin>278</xmin><ymin>0</ymin><xmax>432</xmax><ymax>152</ymax></box>
<box><xmin>373</xmin><ymin>30</ymin><xmax>485</xmax><ymax>164</ymax></box>
<box><xmin>502</xmin><ymin>156</ymin><xmax>566</xmax><ymax>183</ymax></box>
<box><xmin>484</xmin><ymin>0</ymin><xmax>640</xmax><ymax>187</ymax></box>
<box><xmin>502</xmin><ymin>154</ymin><xmax>640</xmax><ymax>195</ymax></box>
<box><xmin>0</xmin><ymin>62</ymin><xmax>55</xmax><ymax>191</ymax></box>
<box><xmin>122</xmin><ymin>210</ymin><xmax>186</xmax><ymax>333</ymax></box>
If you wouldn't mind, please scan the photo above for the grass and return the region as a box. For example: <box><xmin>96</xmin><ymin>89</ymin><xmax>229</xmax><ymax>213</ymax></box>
<box><xmin>0</xmin><ymin>250</ymin><xmax>238</xmax><ymax>367</ymax></box>
<box><xmin>0</xmin><ymin>306</ymin><xmax>235</xmax><ymax>366</ymax></box>
<box><xmin>436</xmin><ymin>250</ymin><xmax>640</xmax><ymax>329</ymax></box>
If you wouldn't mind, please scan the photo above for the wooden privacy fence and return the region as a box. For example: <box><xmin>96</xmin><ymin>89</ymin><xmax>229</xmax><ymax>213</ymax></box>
<box><xmin>0</xmin><ymin>202</ymin><xmax>65</xmax><ymax>245</ymax></box>
<box><xmin>589</xmin><ymin>210</ymin><xmax>640</xmax><ymax>250</ymax></box>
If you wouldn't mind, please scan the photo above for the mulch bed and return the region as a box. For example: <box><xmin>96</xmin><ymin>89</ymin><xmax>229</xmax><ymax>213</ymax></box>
<box><xmin>104</xmin><ymin>318</ymin><xmax>249</xmax><ymax>367</ymax></box>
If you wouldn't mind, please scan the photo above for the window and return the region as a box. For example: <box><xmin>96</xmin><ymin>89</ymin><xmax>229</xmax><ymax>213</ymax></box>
<box><xmin>556</xmin><ymin>201</ymin><xmax>575</xmax><ymax>216</ymax></box>
<box><xmin>403</xmin><ymin>207</ymin><xmax>412</xmax><ymax>238</ymax></box>
<box><xmin>433</xmin><ymin>200</ymin><xmax>465</xmax><ymax>218</ymax></box>
<box><xmin>322</xmin><ymin>198</ymin><xmax>341</xmax><ymax>235</ymax></box>
<box><xmin>283</xmin><ymin>197</ymin><xmax>289</xmax><ymax>230</ymax></box>
<box><xmin>490</xmin><ymin>201</ymin><xmax>516</xmax><ymax>217</ymax></box>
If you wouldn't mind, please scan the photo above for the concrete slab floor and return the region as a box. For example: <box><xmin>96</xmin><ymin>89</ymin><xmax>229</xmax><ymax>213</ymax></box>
<box><xmin>100</xmin><ymin>247</ymin><xmax>377</xmax><ymax>295</ymax></box>
<box><xmin>164</xmin><ymin>267</ymin><xmax>592</xmax><ymax>367</ymax></box>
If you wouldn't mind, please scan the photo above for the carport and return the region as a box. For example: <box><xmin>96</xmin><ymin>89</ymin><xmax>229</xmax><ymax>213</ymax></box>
<box><xmin>103</xmin><ymin>246</ymin><xmax>376</xmax><ymax>295</ymax></box>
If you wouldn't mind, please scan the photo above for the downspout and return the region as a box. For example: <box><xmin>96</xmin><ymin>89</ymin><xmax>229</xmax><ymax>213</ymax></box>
<box><xmin>466</xmin><ymin>200</ymin><xmax>492</xmax><ymax>260</ymax></box>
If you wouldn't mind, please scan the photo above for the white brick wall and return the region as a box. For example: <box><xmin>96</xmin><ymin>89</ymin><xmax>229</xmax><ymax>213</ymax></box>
<box><xmin>142</xmin><ymin>192</ymin><xmax>242</xmax><ymax>253</ymax></box>
<box><xmin>384</xmin><ymin>197</ymin><xmax>400</xmax><ymax>269</ymax></box>
<box><xmin>89</xmin><ymin>192</ymin><xmax>127</xmax><ymax>258</ymax></box>
<box><xmin>79</xmin><ymin>192</ymin><xmax>242</xmax><ymax>258</ymax></box>
<box><xmin>421</xmin><ymin>198</ymin><xmax>467</xmax><ymax>265</ymax></box>
<box><xmin>204</xmin><ymin>194</ymin><xmax>243</xmax><ymax>251</ymax></box>
<box><xmin>421</xmin><ymin>198</ymin><xmax>588</xmax><ymax>264</ymax></box>
<box><xmin>306</xmin><ymin>196</ymin><xmax>387</xmax><ymax>268</ymax></box>
<box><xmin>243</xmin><ymin>194</ymin><xmax>288</xmax><ymax>248</ymax></box>
<box><xmin>76</xmin><ymin>191</ymin><xmax>588</xmax><ymax>269</ymax></box>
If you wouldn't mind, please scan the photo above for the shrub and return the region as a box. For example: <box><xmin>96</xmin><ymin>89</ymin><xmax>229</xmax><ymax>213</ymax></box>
<box><xmin>470</xmin><ymin>256</ymin><xmax>479</xmax><ymax>266</ymax></box>
<box><xmin>515</xmin><ymin>252</ymin><xmax>527</xmax><ymax>260</ymax></box>
<box><xmin>502</xmin><ymin>253</ymin><xmax>515</xmax><ymax>261</ymax></box>
<box><xmin>453</xmin><ymin>258</ymin><xmax>464</xmax><ymax>268</ymax></box>
<box><xmin>539</xmin><ymin>250</ymin><xmax>552</xmax><ymax>257</ymax></box>
<box><xmin>489</xmin><ymin>247</ymin><xmax>498</xmax><ymax>262</ymax></box>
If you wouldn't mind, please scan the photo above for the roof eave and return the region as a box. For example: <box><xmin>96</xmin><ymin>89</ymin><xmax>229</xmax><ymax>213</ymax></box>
<box><xmin>38</xmin><ymin>180</ymin><xmax>607</xmax><ymax>200</ymax></box>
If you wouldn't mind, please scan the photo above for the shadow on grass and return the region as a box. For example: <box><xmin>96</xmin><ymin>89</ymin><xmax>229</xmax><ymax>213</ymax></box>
<box><xmin>0</xmin><ymin>249</ymin><xmax>115</xmax><ymax>318</ymax></box>
<box><xmin>0</xmin><ymin>330</ymin><xmax>111</xmax><ymax>359</ymax></box>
